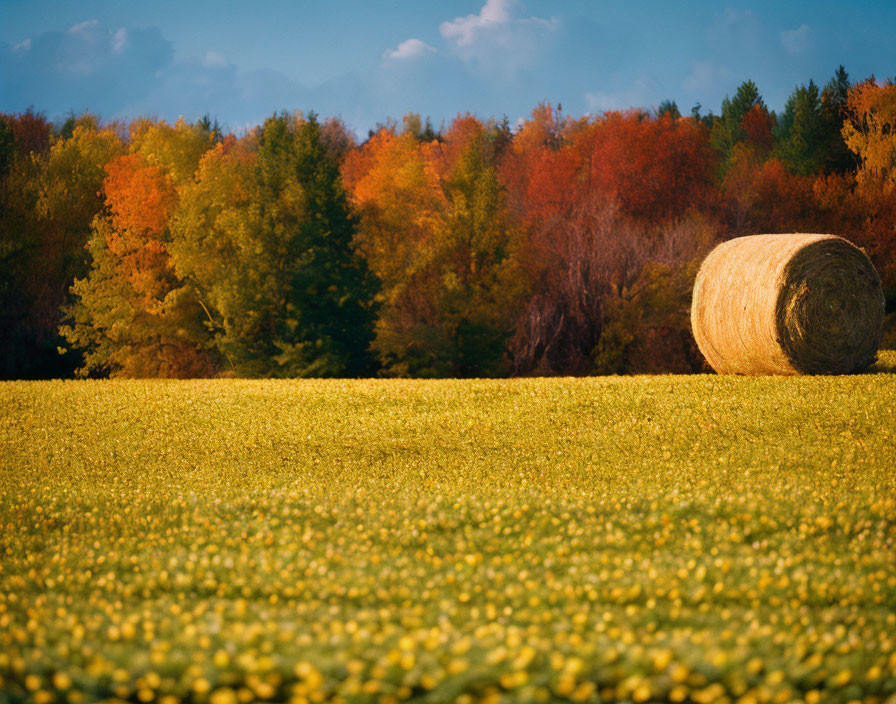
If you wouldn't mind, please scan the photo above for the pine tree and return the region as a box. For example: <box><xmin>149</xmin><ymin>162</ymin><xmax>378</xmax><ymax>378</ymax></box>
<box><xmin>279</xmin><ymin>112</ymin><xmax>379</xmax><ymax>376</ymax></box>
<box><xmin>820</xmin><ymin>65</ymin><xmax>856</xmax><ymax>173</ymax></box>
<box><xmin>775</xmin><ymin>80</ymin><xmax>826</xmax><ymax>175</ymax></box>
<box><xmin>657</xmin><ymin>100</ymin><xmax>681</xmax><ymax>119</ymax></box>
<box><xmin>711</xmin><ymin>80</ymin><xmax>765</xmax><ymax>163</ymax></box>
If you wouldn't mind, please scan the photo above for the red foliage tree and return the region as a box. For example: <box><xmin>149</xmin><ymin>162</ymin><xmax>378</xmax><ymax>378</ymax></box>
<box><xmin>741</xmin><ymin>103</ymin><xmax>775</xmax><ymax>155</ymax></box>
<box><xmin>572</xmin><ymin>111</ymin><xmax>717</xmax><ymax>225</ymax></box>
<box><xmin>502</xmin><ymin>109</ymin><xmax>720</xmax><ymax>373</ymax></box>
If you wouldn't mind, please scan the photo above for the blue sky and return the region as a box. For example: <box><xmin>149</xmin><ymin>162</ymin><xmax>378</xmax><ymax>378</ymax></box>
<box><xmin>1</xmin><ymin>0</ymin><xmax>893</xmax><ymax>135</ymax></box>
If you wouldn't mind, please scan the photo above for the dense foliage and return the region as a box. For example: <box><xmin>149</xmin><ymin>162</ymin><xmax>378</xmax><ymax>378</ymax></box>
<box><xmin>1</xmin><ymin>358</ymin><xmax>895</xmax><ymax>702</ymax></box>
<box><xmin>2</xmin><ymin>68</ymin><xmax>895</xmax><ymax>379</ymax></box>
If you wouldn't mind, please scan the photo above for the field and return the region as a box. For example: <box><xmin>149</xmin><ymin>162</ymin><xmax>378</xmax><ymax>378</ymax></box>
<box><xmin>1</xmin><ymin>355</ymin><xmax>896</xmax><ymax>704</ymax></box>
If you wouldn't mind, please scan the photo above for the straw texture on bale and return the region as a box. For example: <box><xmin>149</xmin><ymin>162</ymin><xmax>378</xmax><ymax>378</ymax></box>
<box><xmin>691</xmin><ymin>234</ymin><xmax>885</xmax><ymax>375</ymax></box>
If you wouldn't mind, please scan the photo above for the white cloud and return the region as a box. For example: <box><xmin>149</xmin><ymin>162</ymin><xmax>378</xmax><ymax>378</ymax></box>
<box><xmin>2</xmin><ymin>21</ymin><xmax>174</xmax><ymax>116</ymax></box>
<box><xmin>383</xmin><ymin>38</ymin><xmax>436</xmax><ymax>61</ymax></box>
<box><xmin>439</xmin><ymin>0</ymin><xmax>515</xmax><ymax>47</ymax></box>
<box><xmin>13</xmin><ymin>38</ymin><xmax>31</xmax><ymax>52</ymax></box>
<box><xmin>203</xmin><ymin>50</ymin><xmax>229</xmax><ymax>68</ymax></box>
<box><xmin>780</xmin><ymin>25</ymin><xmax>811</xmax><ymax>55</ymax></box>
<box><xmin>111</xmin><ymin>28</ymin><xmax>127</xmax><ymax>53</ymax></box>
<box><xmin>436</xmin><ymin>0</ymin><xmax>559</xmax><ymax>79</ymax></box>
<box><xmin>68</xmin><ymin>19</ymin><xmax>99</xmax><ymax>36</ymax></box>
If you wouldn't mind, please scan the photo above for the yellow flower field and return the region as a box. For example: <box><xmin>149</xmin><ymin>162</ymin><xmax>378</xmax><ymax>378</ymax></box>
<box><xmin>1</xmin><ymin>355</ymin><xmax>895</xmax><ymax>704</ymax></box>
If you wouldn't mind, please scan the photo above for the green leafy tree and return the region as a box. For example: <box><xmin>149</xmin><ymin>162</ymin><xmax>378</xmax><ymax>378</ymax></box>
<box><xmin>425</xmin><ymin>124</ymin><xmax>526</xmax><ymax>376</ymax></box>
<box><xmin>173</xmin><ymin>113</ymin><xmax>378</xmax><ymax>377</ymax></box>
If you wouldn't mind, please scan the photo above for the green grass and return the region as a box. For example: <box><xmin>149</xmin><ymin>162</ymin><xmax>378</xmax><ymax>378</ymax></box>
<box><xmin>1</xmin><ymin>353</ymin><xmax>895</xmax><ymax>704</ymax></box>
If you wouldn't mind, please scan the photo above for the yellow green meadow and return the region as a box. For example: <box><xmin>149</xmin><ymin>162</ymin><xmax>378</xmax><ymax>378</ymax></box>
<box><xmin>2</xmin><ymin>355</ymin><xmax>895</xmax><ymax>704</ymax></box>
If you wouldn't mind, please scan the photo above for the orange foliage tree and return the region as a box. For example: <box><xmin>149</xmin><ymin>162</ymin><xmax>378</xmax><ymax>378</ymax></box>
<box><xmin>843</xmin><ymin>80</ymin><xmax>896</xmax><ymax>190</ymax></box>
<box><xmin>836</xmin><ymin>80</ymin><xmax>896</xmax><ymax>295</ymax></box>
<box><xmin>62</xmin><ymin>120</ymin><xmax>218</xmax><ymax>377</ymax></box>
<box><xmin>344</xmin><ymin>116</ymin><xmax>527</xmax><ymax>376</ymax></box>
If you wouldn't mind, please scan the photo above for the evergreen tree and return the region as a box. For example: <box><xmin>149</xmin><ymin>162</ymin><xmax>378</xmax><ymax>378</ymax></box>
<box><xmin>277</xmin><ymin>112</ymin><xmax>378</xmax><ymax>376</ymax></box>
<box><xmin>775</xmin><ymin>69</ymin><xmax>855</xmax><ymax>176</ymax></box>
<box><xmin>421</xmin><ymin>117</ymin><xmax>439</xmax><ymax>142</ymax></box>
<box><xmin>657</xmin><ymin>100</ymin><xmax>680</xmax><ymax>119</ymax></box>
<box><xmin>711</xmin><ymin>80</ymin><xmax>764</xmax><ymax>163</ymax></box>
<box><xmin>197</xmin><ymin>114</ymin><xmax>225</xmax><ymax>144</ymax></box>
<box><xmin>820</xmin><ymin>65</ymin><xmax>856</xmax><ymax>173</ymax></box>
<box><xmin>775</xmin><ymin>80</ymin><xmax>826</xmax><ymax>175</ymax></box>
<box><xmin>0</xmin><ymin>112</ymin><xmax>50</xmax><ymax>378</ymax></box>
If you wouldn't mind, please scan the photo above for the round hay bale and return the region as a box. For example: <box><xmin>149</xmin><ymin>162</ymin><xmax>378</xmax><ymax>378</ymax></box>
<box><xmin>691</xmin><ymin>234</ymin><xmax>885</xmax><ymax>375</ymax></box>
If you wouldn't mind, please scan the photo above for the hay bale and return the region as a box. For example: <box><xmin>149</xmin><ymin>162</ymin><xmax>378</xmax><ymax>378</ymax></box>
<box><xmin>691</xmin><ymin>234</ymin><xmax>885</xmax><ymax>375</ymax></box>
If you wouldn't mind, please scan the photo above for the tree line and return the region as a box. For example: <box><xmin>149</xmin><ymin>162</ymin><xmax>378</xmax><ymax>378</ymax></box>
<box><xmin>1</xmin><ymin>66</ymin><xmax>894</xmax><ymax>379</ymax></box>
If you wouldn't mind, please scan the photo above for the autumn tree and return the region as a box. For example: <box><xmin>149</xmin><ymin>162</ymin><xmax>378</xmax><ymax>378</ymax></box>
<box><xmin>1</xmin><ymin>113</ymin><xmax>124</xmax><ymax>378</ymax></box>
<box><xmin>741</xmin><ymin>103</ymin><xmax>775</xmax><ymax>156</ymax></box>
<box><xmin>61</xmin><ymin>119</ymin><xmax>217</xmax><ymax>377</ymax></box>
<box><xmin>320</xmin><ymin>117</ymin><xmax>358</xmax><ymax>163</ymax></box>
<box><xmin>726</xmin><ymin>155</ymin><xmax>819</xmax><ymax>236</ymax></box>
<box><xmin>581</xmin><ymin>111</ymin><xmax>717</xmax><ymax>224</ymax></box>
<box><xmin>710</xmin><ymin>101</ymin><xmax>775</xmax><ymax>235</ymax></box>
<box><xmin>129</xmin><ymin>117</ymin><xmax>216</xmax><ymax>187</ymax></box>
<box><xmin>344</xmin><ymin>117</ymin><xmax>526</xmax><ymax>376</ymax></box>
<box><xmin>342</xmin><ymin>129</ymin><xmax>445</xmax><ymax>374</ymax></box>
<box><xmin>504</xmin><ymin>108</ymin><xmax>718</xmax><ymax>374</ymax></box>
<box><xmin>839</xmin><ymin>79</ymin><xmax>896</xmax><ymax>297</ymax></box>
<box><xmin>843</xmin><ymin>79</ymin><xmax>896</xmax><ymax>190</ymax></box>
